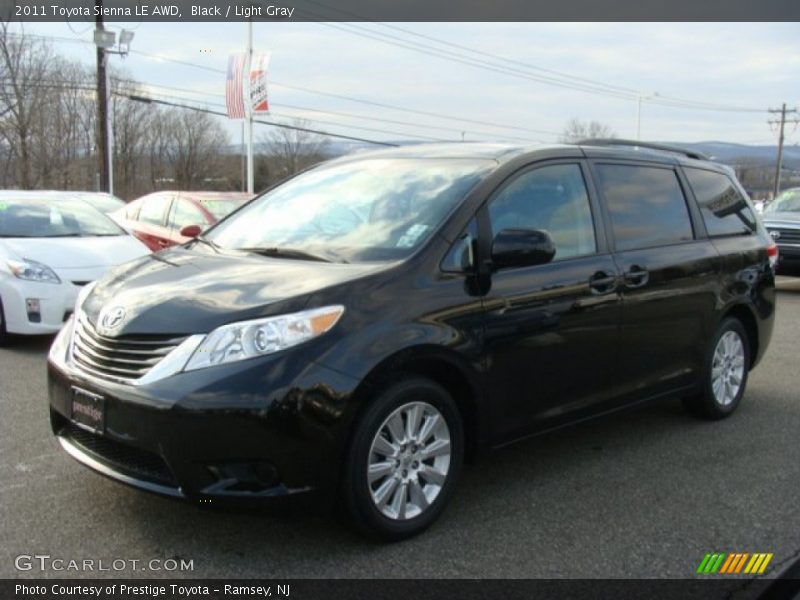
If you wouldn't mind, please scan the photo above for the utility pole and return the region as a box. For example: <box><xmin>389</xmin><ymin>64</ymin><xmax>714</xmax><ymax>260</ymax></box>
<box><xmin>95</xmin><ymin>0</ymin><xmax>110</xmax><ymax>193</ymax></box>
<box><xmin>636</xmin><ymin>92</ymin><xmax>660</xmax><ymax>141</ymax></box>
<box><xmin>768</xmin><ymin>103</ymin><xmax>799</xmax><ymax>198</ymax></box>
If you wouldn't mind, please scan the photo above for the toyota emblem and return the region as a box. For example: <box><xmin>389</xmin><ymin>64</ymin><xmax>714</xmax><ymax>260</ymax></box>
<box><xmin>100</xmin><ymin>306</ymin><xmax>127</xmax><ymax>330</ymax></box>
<box><xmin>769</xmin><ymin>230</ymin><xmax>781</xmax><ymax>241</ymax></box>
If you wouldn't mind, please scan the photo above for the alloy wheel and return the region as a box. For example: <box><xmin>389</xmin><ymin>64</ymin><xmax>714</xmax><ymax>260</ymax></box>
<box><xmin>711</xmin><ymin>330</ymin><xmax>746</xmax><ymax>407</ymax></box>
<box><xmin>367</xmin><ymin>401</ymin><xmax>451</xmax><ymax>520</ymax></box>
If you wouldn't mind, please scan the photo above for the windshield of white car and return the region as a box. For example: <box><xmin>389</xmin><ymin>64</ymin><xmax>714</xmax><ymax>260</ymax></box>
<box><xmin>79</xmin><ymin>193</ymin><xmax>126</xmax><ymax>214</ymax></box>
<box><xmin>765</xmin><ymin>189</ymin><xmax>800</xmax><ymax>213</ymax></box>
<box><xmin>0</xmin><ymin>197</ymin><xmax>126</xmax><ymax>238</ymax></box>
<box><xmin>206</xmin><ymin>157</ymin><xmax>495</xmax><ymax>263</ymax></box>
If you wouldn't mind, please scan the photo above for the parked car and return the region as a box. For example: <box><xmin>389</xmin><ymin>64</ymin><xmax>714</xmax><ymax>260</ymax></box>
<box><xmin>762</xmin><ymin>187</ymin><xmax>800</xmax><ymax>272</ymax></box>
<box><xmin>112</xmin><ymin>191</ymin><xmax>251</xmax><ymax>252</ymax></box>
<box><xmin>48</xmin><ymin>141</ymin><xmax>776</xmax><ymax>540</ymax></box>
<box><xmin>0</xmin><ymin>191</ymin><xmax>149</xmax><ymax>343</ymax></box>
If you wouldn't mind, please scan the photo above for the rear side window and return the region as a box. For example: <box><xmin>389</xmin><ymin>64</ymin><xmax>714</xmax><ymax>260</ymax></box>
<box><xmin>683</xmin><ymin>168</ymin><xmax>756</xmax><ymax>237</ymax></box>
<box><xmin>169</xmin><ymin>199</ymin><xmax>206</xmax><ymax>231</ymax></box>
<box><xmin>138</xmin><ymin>195</ymin><xmax>170</xmax><ymax>226</ymax></box>
<box><xmin>595</xmin><ymin>164</ymin><xmax>693</xmax><ymax>251</ymax></box>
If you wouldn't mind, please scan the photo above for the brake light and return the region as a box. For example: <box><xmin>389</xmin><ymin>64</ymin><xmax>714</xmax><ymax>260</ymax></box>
<box><xmin>767</xmin><ymin>242</ymin><xmax>779</xmax><ymax>269</ymax></box>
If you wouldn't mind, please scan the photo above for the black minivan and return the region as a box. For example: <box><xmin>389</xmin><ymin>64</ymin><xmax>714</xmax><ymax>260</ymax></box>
<box><xmin>48</xmin><ymin>141</ymin><xmax>776</xmax><ymax>539</ymax></box>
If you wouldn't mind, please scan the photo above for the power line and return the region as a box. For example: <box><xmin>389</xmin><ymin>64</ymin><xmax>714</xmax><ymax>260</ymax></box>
<box><xmin>284</xmin><ymin>4</ymin><xmax>767</xmax><ymax>114</ymax></box>
<box><xmin>0</xmin><ymin>74</ymin><xmax>409</xmax><ymax>146</ymax></box>
<box><xmin>107</xmin><ymin>76</ymin><xmax>549</xmax><ymax>144</ymax></box>
<box><xmin>4</xmin><ymin>32</ymin><xmax>563</xmax><ymax>138</ymax></box>
<box><xmin>123</xmin><ymin>93</ymin><xmax>401</xmax><ymax>147</ymax></box>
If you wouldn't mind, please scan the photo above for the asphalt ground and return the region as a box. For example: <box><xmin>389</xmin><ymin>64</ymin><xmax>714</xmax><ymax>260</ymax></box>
<box><xmin>1</xmin><ymin>277</ymin><xmax>799</xmax><ymax>586</ymax></box>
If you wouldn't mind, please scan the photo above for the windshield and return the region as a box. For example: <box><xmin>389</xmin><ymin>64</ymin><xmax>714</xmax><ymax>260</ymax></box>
<box><xmin>765</xmin><ymin>189</ymin><xmax>800</xmax><ymax>213</ymax></box>
<box><xmin>79</xmin><ymin>193</ymin><xmax>126</xmax><ymax>214</ymax></box>
<box><xmin>201</xmin><ymin>199</ymin><xmax>247</xmax><ymax>220</ymax></box>
<box><xmin>207</xmin><ymin>157</ymin><xmax>494</xmax><ymax>262</ymax></box>
<box><xmin>0</xmin><ymin>196</ymin><xmax>126</xmax><ymax>238</ymax></box>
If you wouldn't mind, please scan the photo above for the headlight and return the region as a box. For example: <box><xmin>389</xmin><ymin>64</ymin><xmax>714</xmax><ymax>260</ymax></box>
<box><xmin>184</xmin><ymin>305</ymin><xmax>345</xmax><ymax>371</ymax></box>
<box><xmin>7</xmin><ymin>258</ymin><xmax>61</xmax><ymax>283</ymax></box>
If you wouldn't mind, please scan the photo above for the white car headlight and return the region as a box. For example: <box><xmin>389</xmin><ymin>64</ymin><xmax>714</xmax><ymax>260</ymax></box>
<box><xmin>184</xmin><ymin>305</ymin><xmax>345</xmax><ymax>372</ymax></box>
<box><xmin>7</xmin><ymin>258</ymin><xmax>61</xmax><ymax>283</ymax></box>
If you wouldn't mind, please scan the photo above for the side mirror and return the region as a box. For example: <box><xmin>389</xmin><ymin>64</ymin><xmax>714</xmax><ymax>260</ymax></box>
<box><xmin>491</xmin><ymin>228</ymin><xmax>556</xmax><ymax>270</ymax></box>
<box><xmin>180</xmin><ymin>224</ymin><xmax>202</xmax><ymax>238</ymax></box>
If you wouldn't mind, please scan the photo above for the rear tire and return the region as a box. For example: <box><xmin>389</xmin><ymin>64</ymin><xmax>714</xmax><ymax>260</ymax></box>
<box><xmin>683</xmin><ymin>317</ymin><xmax>750</xmax><ymax>420</ymax></box>
<box><xmin>341</xmin><ymin>377</ymin><xmax>464</xmax><ymax>541</ymax></box>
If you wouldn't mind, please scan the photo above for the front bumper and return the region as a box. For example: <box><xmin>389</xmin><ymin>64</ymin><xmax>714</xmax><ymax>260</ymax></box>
<box><xmin>48</xmin><ymin>343</ymin><xmax>360</xmax><ymax>507</ymax></box>
<box><xmin>0</xmin><ymin>276</ymin><xmax>81</xmax><ymax>334</ymax></box>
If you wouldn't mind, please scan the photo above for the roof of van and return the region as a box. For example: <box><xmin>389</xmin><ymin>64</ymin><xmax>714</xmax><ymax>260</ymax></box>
<box><xmin>328</xmin><ymin>141</ymin><xmax>718</xmax><ymax>166</ymax></box>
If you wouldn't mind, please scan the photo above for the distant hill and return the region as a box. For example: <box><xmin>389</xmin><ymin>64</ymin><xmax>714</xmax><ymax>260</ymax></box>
<box><xmin>673</xmin><ymin>141</ymin><xmax>800</xmax><ymax>168</ymax></box>
<box><xmin>223</xmin><ymin>140</ymin><xmax>800</xmax><ymax>170</ymax></box>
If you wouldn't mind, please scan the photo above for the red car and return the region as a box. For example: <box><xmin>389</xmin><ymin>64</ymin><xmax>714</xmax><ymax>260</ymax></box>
<box><xmin>113</xmin><ymin>191</ymin><xmax>251</xmax><ymax>252</ymax></box>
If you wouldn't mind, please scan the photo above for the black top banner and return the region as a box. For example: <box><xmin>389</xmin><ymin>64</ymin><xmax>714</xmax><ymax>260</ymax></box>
<box><xmin>2</xmin><ymin>0</ymin><xmax>799</xmax><ymax>22</ymax></box>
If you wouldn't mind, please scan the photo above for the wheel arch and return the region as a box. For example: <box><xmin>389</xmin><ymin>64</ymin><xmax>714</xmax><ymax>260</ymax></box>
<box><xmin>721</xmin><ymin>303</ymin><xmax>759</xmax><ymax>369</ymax></box>
<box><xmin>345</xmin><ymin>345</ymin><xmax>487</xmax><ymax>464</ymax></box>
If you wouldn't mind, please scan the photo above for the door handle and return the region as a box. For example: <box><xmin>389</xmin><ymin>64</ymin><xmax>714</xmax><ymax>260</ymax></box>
<box><xmin>623</xmin><ymin>265</ymin><xmax>649</xmax><ymax>288</ymax></box>
<box><xmin>589</xmin><ymin>271</ymin><xmax>618</xmax><ymax>295</ymax></box>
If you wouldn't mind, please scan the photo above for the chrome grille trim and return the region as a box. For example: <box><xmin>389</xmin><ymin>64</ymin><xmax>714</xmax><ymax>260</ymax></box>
<box><xmin>71</xmin><ymin>315</ymin><xmax>187</xmax><ymax>383</ymax></box>
<box><xmin>772</xmin><ymin>228</ymin><xmax>800</xmax><ymax>244</ymax></box>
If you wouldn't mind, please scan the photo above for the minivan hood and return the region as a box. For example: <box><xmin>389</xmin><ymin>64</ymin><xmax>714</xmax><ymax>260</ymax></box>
<box><xmin>84</xmin><ymin>247</ymin><xmax>387</xmax><ymax>335</ymax></box>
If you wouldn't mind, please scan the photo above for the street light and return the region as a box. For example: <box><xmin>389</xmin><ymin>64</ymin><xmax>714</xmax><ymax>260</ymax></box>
<box><xmin>93</xmin><ymin>29</ymin><xmax>116</xmax><ymax>49</ymax></box>
<box><xmin>636</xmin><ymin>92</ymin><xmax>659</xmax><ymax>141</ymax></box>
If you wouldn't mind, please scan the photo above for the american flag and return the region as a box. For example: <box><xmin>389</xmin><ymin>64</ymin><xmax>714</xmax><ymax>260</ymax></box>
<box><xmin>226</xmin><ymin>53</ymin><xmax>246</xmax><ymax>119</ymax></box>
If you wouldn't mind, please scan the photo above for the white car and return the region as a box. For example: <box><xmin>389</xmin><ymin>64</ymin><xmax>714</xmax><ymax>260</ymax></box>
<box><xmin>0</xmin><ymin>191</ymin><xmax>149</xmax><ymax>342</ymax></box>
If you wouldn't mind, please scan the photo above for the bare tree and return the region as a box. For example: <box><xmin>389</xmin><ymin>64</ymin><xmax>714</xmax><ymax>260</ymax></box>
<box><xmin>112</xmin><ymin>74</ymin><xmax>159</xmax><ymax>197</ymax></box>
<box><xmin>560</xmin><ymin>118</ymin><xmax>616</xmax><ymax>144</ymax></box>
<box><xmin>158</xmin><ymin>108</ymin><xmax>229</xmax><ymax>189</ymax></box>
<box><xmin>36</xmin><ymin>58</ymin><xmax>95</xmax><ymax>189</ymax></box>
<box><xmin>260</xmin><ymin>118</ymin><xmax>329</xmax><ymax>178</ymax></box>
<box><xmin>0</xmin><ymin>23</ymin><xmax>55</xmax><ymax>188</ymax></box>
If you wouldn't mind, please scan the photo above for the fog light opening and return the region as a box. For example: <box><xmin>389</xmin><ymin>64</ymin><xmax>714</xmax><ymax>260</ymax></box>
<box><xmin>26</xmin><ymin>298</ymin><xmax>41</xmax><ymax>323</ymax></box>
<box><xmin>205</xmin><ymin>461</ymin><xmax>279</xmax><ymax>494</ymax></box>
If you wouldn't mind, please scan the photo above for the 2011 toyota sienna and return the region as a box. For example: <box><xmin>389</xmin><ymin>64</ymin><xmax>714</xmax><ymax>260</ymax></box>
<box><xmin>48</xmin><ymin>141</ymin><xmax>777</xmax><ymax>540</ymax></box>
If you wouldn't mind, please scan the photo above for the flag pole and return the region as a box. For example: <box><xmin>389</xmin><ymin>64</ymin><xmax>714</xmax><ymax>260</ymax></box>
<box><xmin>246</xmin><ymin>19</ymin><xmax>254</xmax><ymax>195</ymax></box>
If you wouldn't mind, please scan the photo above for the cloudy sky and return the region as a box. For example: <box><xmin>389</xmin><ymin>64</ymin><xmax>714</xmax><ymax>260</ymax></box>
<box><xmin>22</xmin><ymin>21</ymin><xmax>800</xmax><ymax>148</ymax></box>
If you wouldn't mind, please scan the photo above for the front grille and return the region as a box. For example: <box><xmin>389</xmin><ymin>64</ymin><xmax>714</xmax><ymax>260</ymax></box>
<box><xmin>769</xmin><ymin>227</ymin><xmax>800</xmax><ymax>245</ymax></box>
<box><xmin>63</xmin><ymin>423</ymin><xmax>177</xmax><ymax>487</ymax></box>
<box><xmin>72</xmin><ymin>315</ymin><xmax>186</xmax><ymax>382</ymax></box>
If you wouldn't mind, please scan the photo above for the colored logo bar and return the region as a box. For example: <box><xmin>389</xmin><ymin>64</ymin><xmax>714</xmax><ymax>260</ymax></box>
<box><xmin>697</xmin><ymin>553</ymin><xmax>773</xmax><ymax>575</ymax></box>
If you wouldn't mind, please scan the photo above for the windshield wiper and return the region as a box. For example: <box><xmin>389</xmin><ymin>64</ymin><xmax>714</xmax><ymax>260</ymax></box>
<box><xmin>192</xmin><ymin>234</ymin><xmax>221</xmax><ymax>253</ymax></box>
<box><xmin>240</xmin><ymin>246</ymin><xmax>341</xmax><ymax>263</ymax></box>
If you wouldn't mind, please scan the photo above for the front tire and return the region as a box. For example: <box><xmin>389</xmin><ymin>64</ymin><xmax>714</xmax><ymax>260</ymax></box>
<box><xmin>342</xmin><ymin>377</ymin><xmax>464</xmax><ymax>541</ymax></box>
<box><xmin>0</xmin><ymin>296</ymin><xmax>9</xmax><ymax>346</ymax></box>
<box><xmin>683</xmin><ymin>317</ymin><xmax>750</xmax><ymax>420</ymax></box>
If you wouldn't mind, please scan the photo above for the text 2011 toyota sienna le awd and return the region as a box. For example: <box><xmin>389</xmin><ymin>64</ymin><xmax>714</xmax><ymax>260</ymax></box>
<box><xmin>48</xmin><ymin>141</ymin><xmax>776</xmax><ymax>540</ymax></box>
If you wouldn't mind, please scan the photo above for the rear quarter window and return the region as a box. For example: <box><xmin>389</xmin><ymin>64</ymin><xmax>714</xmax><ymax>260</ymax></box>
<box><xmin>683</xmin><ymin>168</ymin><xmax>756</xmax><ymax>237</ymax></box>
<box><xmin>595</xmin><ymin>164</ymin><xmax>694</xmax><ymax>252</ymax></box>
